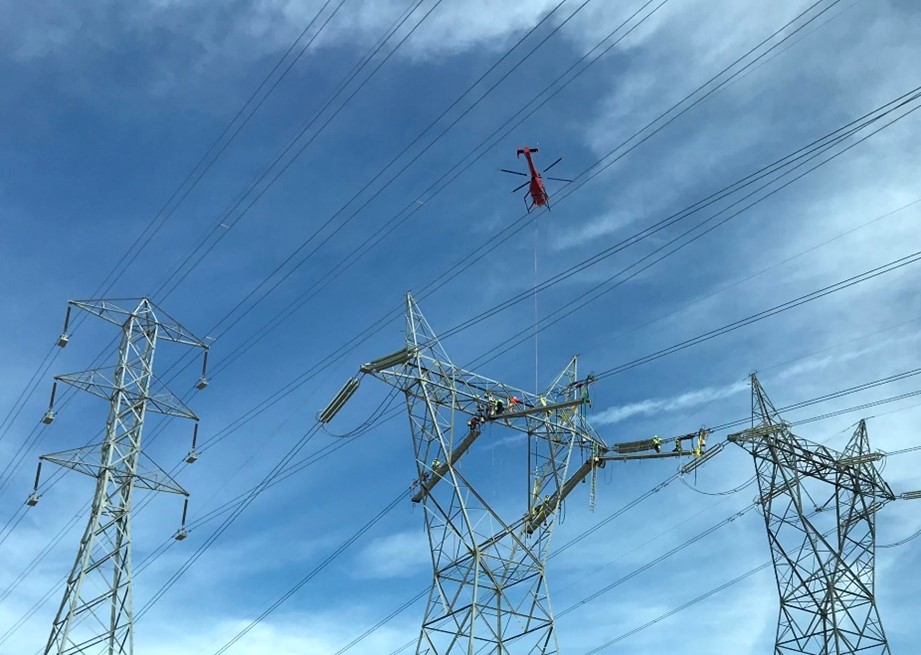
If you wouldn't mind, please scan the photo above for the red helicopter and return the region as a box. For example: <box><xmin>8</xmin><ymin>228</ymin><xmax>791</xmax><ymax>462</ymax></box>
<box><xmin>500</xmin><ymin>146</ymin><xmax>572</xmax><ymax>212</ymax></box>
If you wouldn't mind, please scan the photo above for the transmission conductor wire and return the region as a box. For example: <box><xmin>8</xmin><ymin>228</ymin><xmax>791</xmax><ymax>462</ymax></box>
<box><xmin>1</xmin><ymin>0</ymin><xmax>892</xmax><ymax>636</ymax></box>
<box><xmin>463</xmin><ymin>92</ymin><xmax>921</xmax><ymax>368</ymax></box>
<box><xmin>590</xmin><ymin>250</ymin><xmax>921</xmax><ymax>381</ymax></box>
<box><xmin>91</xmin><ymin>0</ymin><xmax>343</xmax><ymax>302</ymax></box>
<box><xmin>194</xmin><ymin>0</ymin><xmax>577</xmax><ymax>353</ymax></box>
<box><xmin>200</xmin><ymin>0</ymin><xmax>716</xmax><ymax>379</ymax></box>
<box><xmin>410</xmin><ymin>0</ymin><xmax>846</xmax><ymax>306</ymax></box>
<box><xmin>153</xmin><ymin>0</ymin><xmax>442</xmax><ymax>301</ymax></box>
<box><xmin>125</xmin><ymin>0</ymin><xmax>442</xmax><ymax>388</ymax></box>
<box><xmin>268</xmin><ymin>11</ymin><xmax>892</xmax><ymax>416</ymax></box>
<box><xmin>8</xmin><ymin>236</ymin><xmax>917</xmax><ymax>625</ymax></box>
<box><xmin>133</xmin><ymin>2</ymin><xmax>649</xmax><ymax>452</ymax></box>
<box><xmin>1</xmin><ymin>0</ymin><xmax>423</xmax><ymax>539</ymax></box>
<box><xmin>578</xmin><ymin>197</ymin><xmax>921</xmax><ymax>358</ymax></box>
<box><xmin>211</xmin><ymin>488</ymin><xmax>409</xmax><ymax>655</ymax></box>
<box><xmin>199</xmin><ymin>0</ymin><xmax>661</xmax><ymax>377</ymax></box>
<box><xmin>0</xmin><ymin>0</ymin><xmax>430</xmax><ymax>576</ymax></box>
<box><xmin>195</xmin><ymin>33</ymin><xmax>897</xmax><ymax>455</ymax></box>
<box><xmin>21</xmin><ymin>393</ymin><xmax>400</xmax><ymax>644</ymax></box>
<box><xmin>580</xmin><ymin>562</ymin><xmax>774</xmax><ymax>654</ymax></box>
<box><xmin>189</xmin><ymin>86</ymin><xmax>912</xmax><ymax>462</ymax></box>
<box><xmin>0</xmin><ymin>0</ymin><xmax>343</xmax><ymax>460</ymax></box>
<box><xmin>11</xmin><ymin>372</ymin><xmax>918</xmax><ymax>651</ymax></box>
<box><xmin>61</xmin><ymin>236</ymin><xmax>921</xmax><ymax>631</ymax></box>
<box><xmin>133</xmin><ymin>0</ymin><xmax>680</xmax><ymax>397</ymax></box>
<box><xmin>330</xmin><ymin>382</ymin><xmax>921</xmax><ymax>655</ymax></box>
<box><xmin>116</xmin><ymin>0</ymin><xmax>851</xmax><ymax>463</ymax></box>
<box><xmin>129</xmin><ymin>376</ymin><xmax>398</xmax><ymax>623</ymax></box>
<box><xmin>445</xmin><ymin>91</ymin><xmax>921</xmax><ymax>349</ymax></box>
<box><xmin>0</xmin><ymin>3</ymin><xmax>848</xmax><ymax>476</ymax></box>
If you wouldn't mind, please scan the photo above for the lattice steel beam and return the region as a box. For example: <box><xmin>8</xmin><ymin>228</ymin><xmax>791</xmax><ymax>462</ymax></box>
<box><xmin>333</xmin><ymin>293</ymin><xmax>706</xmax><ymax>655</ymax></box>
<box><xmin>29</xmin><ymin>298</ymin><xmax>208</xmax><ymax>655</ymax></box>
<box><xmin>729</xmin><ymin>375</ymin><xmax>895</xmax><ymax>655</ymax></box>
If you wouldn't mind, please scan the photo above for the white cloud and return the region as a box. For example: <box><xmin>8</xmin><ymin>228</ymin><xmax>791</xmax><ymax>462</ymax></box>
<box><xmin>354</xmin><ymin>528</ymin><xmax>430</xmax><ymax>579</ymax></box>
<box><xmin>0</xmin><ymin>0</ymin><xmax>566</xmax><ymax>64</ymax></box>
<box><xmin>140</xmin><ymin>608</ymin><xmax>417</xmax><ymax>655</ymax></box>
<box><xmin>550</xmin><ymin>210</ymin><xmax>636</xmax><ymax>251</ymax></box>
<box><xmin>593</xmin><ymin>379</ymin><xmax>749</xmax><ymax>426</ymax></box>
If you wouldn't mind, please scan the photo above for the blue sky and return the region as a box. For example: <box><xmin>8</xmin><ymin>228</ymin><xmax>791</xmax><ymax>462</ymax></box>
<box><xmin>1</xmin><ymin>0</ymin><xmax>921</xmax><ymax>653</ymax></box>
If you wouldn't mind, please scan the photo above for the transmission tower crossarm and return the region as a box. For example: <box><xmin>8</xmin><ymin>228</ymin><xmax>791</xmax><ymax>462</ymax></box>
<box><xmin>525</xmin><ymin>429</ymin><xmax>713</xmax><ymax>533</ymax></box>
<box><xmin>40</xmin><ymin>447</ymin><xmax>188</xmax><ymax>495</ymax></box>
<box><xmin>608</xmin><ymin>430</ymin><xmax>700</xmax><ymax>454</ymax></box>
<box><xmin>524</xmin><ymin>453</ymin><xmax>602</xmax><ymax>534</ymax></box>
<box><xmin>490</xmin><ymin>396</ymin><xmax>587</xmax><ymax>420</ymax></box>
<box><xmin>68</xmin><ymin>299</ymin><xmax>210</xmax><ymax>348</ymax></box>
<box><xmin>54</xmin><ymin>369</ymin><xmax>199</xmax><ymax>420</ymax></box>
<box><xmin>602</xmin><ymin>450</ymin><xmax>692</xmax><ymax>462</ymax></box>
<box><xmin>411</xmin><ymin>423</ymin><xmax>482</xmax><ymax>503</ymax></box>
<box><xmin>728</xmin><ymin>429</ymin><xmax>895</xmax><ymax>500</ymax></box>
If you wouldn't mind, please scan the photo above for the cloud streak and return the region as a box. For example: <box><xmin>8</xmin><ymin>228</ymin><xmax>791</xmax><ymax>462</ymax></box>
<box><xmin>593</xmin><ymin>379</ymin><xmax>749</xmax><ymax>426</ymax></box>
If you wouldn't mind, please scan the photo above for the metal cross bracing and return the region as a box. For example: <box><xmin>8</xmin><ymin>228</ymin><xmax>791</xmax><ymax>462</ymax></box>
<box><xmin>27</xmin><ymin>299</ymin><xmax>209</xmax><ymax>655</ymax></box>
<box><xmin>729</xmin><ymin>374</ymin><xmax>895</xmax><ymax>655</ymax></box>
<box><xmin>320</xmin><ymin>292</ymin><xmax>710</xmax><ymax>655</ymax></box>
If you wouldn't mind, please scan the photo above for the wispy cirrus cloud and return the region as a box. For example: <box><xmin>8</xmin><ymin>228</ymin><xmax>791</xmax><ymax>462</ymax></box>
<box><xmin>353</xmin><ymin>529</ymin><xmax>429</xmax><ymax>579</ymax></box>
<box><xmin>593</xmin><ymin>379</ymin><xmax>749</xmax><ymax>426</ymax></box>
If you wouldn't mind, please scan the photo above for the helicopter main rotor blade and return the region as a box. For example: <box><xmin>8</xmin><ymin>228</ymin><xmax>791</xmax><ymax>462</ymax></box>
<box><xmin>512</xmin><ymin>181</ymin><xmax>530</xmax><ymax>193</ymax></box>
<box><xmin>546</xmin><ymin>177</ymin><xmax>574</xmax><ymax>183</ymax></box>
<box><xmin>499</xmin><ymin>168</ymin><xmax>529</xmax><ymax>177</ymax></box>
<box><xmin>542</xmin><ymin>156</ymin><xmax>563</xmax><ymax>173</ymax></box>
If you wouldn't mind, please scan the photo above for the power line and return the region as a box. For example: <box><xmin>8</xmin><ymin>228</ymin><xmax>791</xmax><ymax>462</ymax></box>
<box><xmin>105</xmin><ymin>0</ymin><xmax>853</xmax><ymax>464</ymax></box>
<box><xmin>211</xmin><ymin>489</ymin><xmax>408</xmax><ymax>655</ymax></box>
<box><xmin>13</xmin><ymin>370</ymin><xmax>917</xmax><ymax>651</ymax></box>
<box><xmin>0</xmin><ymin>0</ymin><xmax>854</xmax><ymax>498</ymax></box>
<box><xmin>32</xmin><ymin>236</ymin><xmax>917</xmax><ymax>643</ymax></box>
<box><xmin>6</xmin><ymin>234</ymin><xmax>916</xmax><ymax>638</ymax></box>
<box><xmin>0</xmin><ymin>0</ymin><xmax>425</xmax><ymax>514</ymax></box>
<box><xmin>463</xmin><ymin>89</ymin><xmax>921</xmax><ymax>368</ymax></box>
<box><xmin>576</xmin><ymin>197</ymin><xmax>921</xmax><ymax>358</ymax></box>
<box><xmin>580</xmin><ymin>562</ymin><xmax>773</xmax><ymax>654</ymax></box>
<box><xmin>90</xmin><ymin>0</ymin><xmax>344</xmax><ymax>301</ymax></box>
<box><xmin>203</xmin><ymin>0</ymin><xmax>827</xmax><ymax>385</ymax></box>
<box><xmin>140</xmin><ymin>0</ymin><xmax>669</xmax><ymax>453</ymax></box>
<box><xmin>189</xmin><ymin>15</ymin><xmax>912</xmax><ymax>460</ymax></box>
<box><xmin>0</xmin><ymin>0</ymin><xmax>341</xmax><ymax>462</ymax></box>
<box><xmin>152</xmin><ymin>0</ymin><xmax>442</xmax><ymax>301</ymax></box>
<box><xmin>0</xmin><ymin>0</ymin><xmax>430</xmax><ymax>576</ymax></box>
<box><xmin>591</xmin><ymin>250</ymin><xmax>921</xmax><ymax>381</ymax></box>
<box><xmin>190</xmin><ymin>20</ymin><xmax>898</xmax><ymax>455</ymax></box>
<box><xmin>412</xmin><ymin>0</ymin><xmax>847</xmax><ymax>307</ymax></box>
<box><xmin>205</xmin><ymin>376</ymin><xmax>921</xmax><ymax>655</ymax></box>
<box><xmin>171</xmin><ymin>0</ymin><xmax>596</xmax><ymax>378</ymax></box>
<box><xmin>0</xmin><ymin>1</ymin><xmax>900</xmax><ymax>636</ymax></box>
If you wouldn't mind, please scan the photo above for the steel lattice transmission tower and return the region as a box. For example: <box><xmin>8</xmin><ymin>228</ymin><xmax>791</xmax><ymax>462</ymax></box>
<box><xmin>320</xmin><ymin>293</ymin><xmax>711</xmax><ymax>655</ymax></box>
<box><xmin>729</xmin><ymin>374</ymin><xmax>895</xmax><ymax>655</ymax></box>
<box><xmin>28</xmin><ymin>299</ymin><xmax>209</xmax><ymax>655</ymax></box>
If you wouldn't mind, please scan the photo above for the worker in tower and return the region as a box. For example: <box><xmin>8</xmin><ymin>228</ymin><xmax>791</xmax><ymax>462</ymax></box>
<box><xmin>696</xmin><ymin>431</ymin><xmax>707</xmax><ymax>456</ymax></box>
<box><xmin>652</xmin><ymin>436</ymin><xmax>663</xmax><ymax>453</ymax></box>
<box><xmin>495</xmin><ymin>398</ymin><xmax>505</xmax><ymax>415</ymax></box>
<box><xmin>432</xmin><ymin>457</ymin><xmax>441</xmax><ymax>471</ymax></box>
<box><xmin>673</xmin><ymin>438</ymin><xmax>683</xmax><ymax>453</ymax></box>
